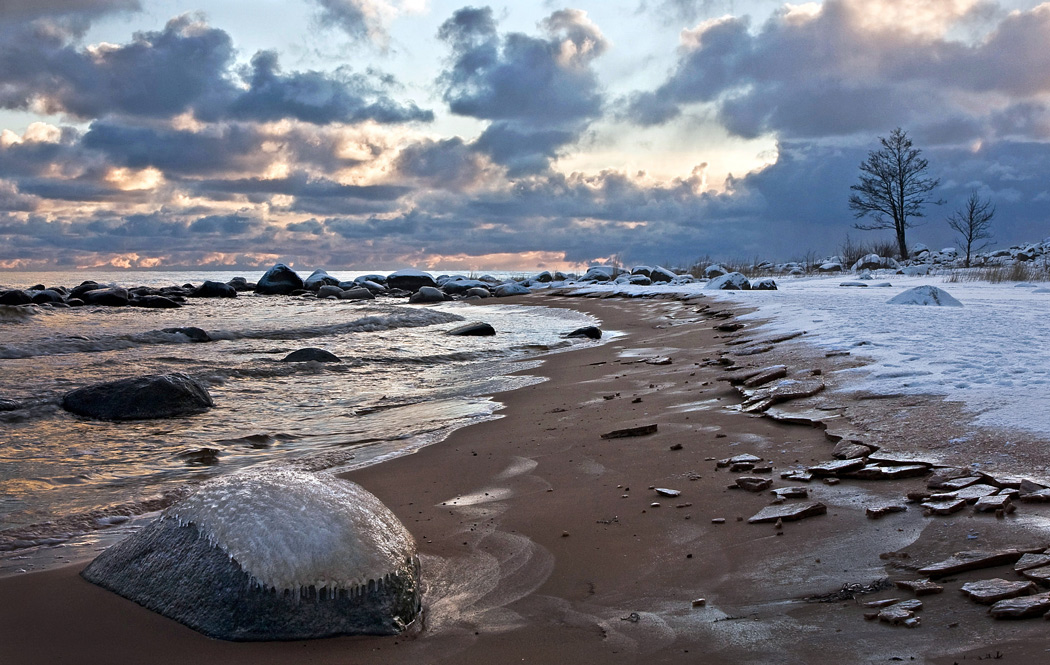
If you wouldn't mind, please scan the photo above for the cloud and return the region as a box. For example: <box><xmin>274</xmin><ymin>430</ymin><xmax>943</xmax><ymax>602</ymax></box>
<box><xmin>0</xmin><ymin>0</ymin><xmax>141</xmax><ymax>37</ymax></box>
<box><xmin>0</xmin><ymin>14</ymin><xmax>432</xmax><ymax>125</ymax></box>
<box><xmin>625</xmin><ymin>0</ymin><xmax>1050</xmax><ymax>144</ymax></box>
<box><xmin>437</xmin><ymin>7</ymin><xmax>608</xmax><ymax>174</ymax></box>
<box><xmin>310</xmin><ymin>0</ymin><xmax>424</xmax><ymax>46</ymax></box>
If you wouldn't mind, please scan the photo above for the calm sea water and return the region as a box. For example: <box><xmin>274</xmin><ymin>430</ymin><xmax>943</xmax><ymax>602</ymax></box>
<box><xmin>0</xmin><ymin>270</ymin><xmax>599</xmax><ymax>542</ymax></box>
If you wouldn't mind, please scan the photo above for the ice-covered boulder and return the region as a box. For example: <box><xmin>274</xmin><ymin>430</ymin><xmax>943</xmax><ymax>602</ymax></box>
<box><xmin>255</xmin><ymin>264</ymin><xmax>304</xmax><ymax>295</ymax></box>
<box><xmin>582</xmin><ymin>266</ymin><xmax>614</xmax><ymax>282</ymax></box>
<box><xmin>887</xmin><ymin>285</ymin><xmax>963</xmax><ymax>307</ymax></box>
<box><xmin>62</xmin><ymin>373</ymin><xmax>214</xmax><ymax>420</ymax></box>
<box><xmin>81</xmin><ymin>468</ymin><xmax>421</xmax><ymax>640</ymax></box>
<box><xmin>706</xmin><ymin>272</ymin><xmax>751</xmax><ymax>290</ymax></box>
<box><xmin>408</xmin><ymin>286</ymin><xmax>448</xmax><ymax>303</ymax></box>
<box><xmin>751</xmin><ymin>277</ymin><xmax>777</xmax><ymax>290</ymax></box>
<box><xmin>650</xmin><ymin>266</ymin><xmax>677</xmax><ymax>283</ymax></box>
<box><xmin>704</xmin><ymin>264</ymin><xmax>728</xmax><ymax>278</ymax></box>
<box><xmin>494</xmin><ymin>282</ymin><xmax>530</xmax><ymax>297</ymax></box>
<box><xmin>818</xmin><ymin>262</ymin><xmax>843</xmax><ymax>272</ymax></box>
<box><xmin>628</xmin><ymin>274</ymin><xmax>652</xmax><ymax>286</ymax></box>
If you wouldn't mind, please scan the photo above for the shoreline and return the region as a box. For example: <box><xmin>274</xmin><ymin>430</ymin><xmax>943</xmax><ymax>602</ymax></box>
<box><xmin>3</xmin><ymin>293</ymin><xmax>1050</xmax><ymax>664</ymax></box>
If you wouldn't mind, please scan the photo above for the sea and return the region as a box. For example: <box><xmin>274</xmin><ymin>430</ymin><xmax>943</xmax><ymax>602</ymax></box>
<box><xmin>0</xmin><ymin>270</ymin><xmax>600</xmax><ymax>567</ymax></box>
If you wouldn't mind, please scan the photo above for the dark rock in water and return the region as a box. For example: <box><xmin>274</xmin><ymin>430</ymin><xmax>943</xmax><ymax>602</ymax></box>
<box><xmin>30</xmin><ymin>289</ymin><xmax>65</xmax><ymax>304</ymax></box>
<box><xmin>567</xmin><ymin>326</ymin><xmax>602</xmax><ymax>340</ymax></box>
<box><xmin>69</xmin><ymin>281</ymin><xmax>100</xmax><ymax>299</ymax></box>
<box><xmin>66</xmin><ymin>298</ymin><xmax>85</xmax><ymax>307</ymax></box>
<box><xmin>193</xmin><ymin>281</ymin><xmax>238</xmax><ymax>298</ymax></box>
<box><xmin>282</xmin><ymin>348</ymin><xmax>341</xmax><ymax>363</ymax></box>
<box><xmin>0</xmin><ymin>398</ymin><xmax>19</xmax><ymax>412</ymax></box>
<box><xmin>83</xmin><ymin>287</ymin><xmax>130</xmax><ymax>307</ymax></box>
<box><xmin>304</xmin><ymin>270</ymin><xmax>340</xmax><ymax>291</ymax></box>
<box><xmin>339</xmin><ymin>287</ymin><xmax>375</xmax><ymax>301</ymax></box>
<box><xmin>449</xmin><ymin>322</ymin><xmax>496</xmax><ymax>336</ymax></box>
<box><xmin>316</xmin><ymin>285</ymin><xmax>345</xmax><ymax>299</ymax></box>
<box><xmin>255</xmin><ymin>264</ymin><xmax>305</xmax><ymax>295</ymax></box>
<box><xmin>81</xmin><ymin>468</ymin><xmax>421</xmax><ymax>640</ymax></box>
<box><xmin>163</xmin><ymin>327</ymin><xmax>211</xmax><ymax>342</ymax></box>
<box><xmin>227</xmin><ymin>277</ymin><xmax>253</xmax><ymax>292</ymax></box>
<box><xmin>408</xmin><ymin>286</ymin><xmax>447</xmax><ymax>303</ymax></box>
<box><xmin>132</xmin><ymin>295</ymin><xmax>182</xmax><ymax>309</ymax></box>
<box><xmin>0</xmin><ymin>289</ymin><xmax>32</xmax><ymax>305</ymax></box>
<box><xmin>387</xmin><ymin>270</ymin><xmax>436</xmax><ymax>292</ymax></box>
<box><xmin>178</xmin><ymin>448</ymin><xmax>221</xmax><ymax>465</ymax></box>
<box><xmin>62</xmin><ymin>373</ymin><xmax>214</xmax><ymax>421</ymax></box>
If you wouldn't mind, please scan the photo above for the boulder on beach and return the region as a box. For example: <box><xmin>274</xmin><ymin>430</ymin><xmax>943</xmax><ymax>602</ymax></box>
<box><xmin>193</xmin><ymin>281</ymin><xmax>237</xmax><ymax>298</ymax></box>
<box><xmin>705</xmin><ymin>272</ymin><xmax>751</xmax><ymax>290</ymax></box>
<box><xmin>304</xmin><ymin>270</ymin><xmax>340</xmax><ymax>291</ymax></box>
<box><xmin>650</xmin><ymin>266</ymin><xmax>677</xmax><ymax>283</ymax></box>
<box><xmin>465</xmin><ymin>287</ymin><xmax>491</xmax><ymax>298</ymax></box>
<box><xmin>81</xmin><ymin>467</ymin><xmax>421</xmax><ymax>640</ymax></box>
<box><xmin>83</xmin><ymin>287</ymin><xmax>130</xmax><ymax>307</ymax></box>
<box><xmin>61</xmin><ymin>373</ymin><xmax>214</xmax><ymax>420</ymax></box>
<box><xmin>494</xmin><ymin>282</ymin><xmax>530</xmax><ymax>297</ymax></box>
<box><xmin>567</xmin><ymin>325</ymin><xmax>602</xmax><ymax>340</ymax></box>
<box><xmin>751</xmin><ymin>277</ymin><xmax>777</xmax><ymax>290</ymax></box>
<box><xmin>0</xmin><ymin>289</ymin><xmax>33</xmax><ymax>305</ymax></box>
<box><xmin>887</xmin><ymin>285</ymin><xmax>963</xmax><ymax>307</ymax></box>
<box><xmin>282</xmin><ymin>348</ymin><xmax>341</xmax><ymax>363</ymax></box>
<box><xmin>255</xmin><ymin>264</ymin><xmax>305</xmax><ymax>295</ymax></box>
<box><xmin>448</xmin><ymin>322</ymin><xmax>496</xmax><ymax>336</ymax></box>
<box><xmin>408</xmin><ymin>286</ymin><xmax>448</xmax><ymax>303</ymax></box>
<box><xmin>386</xmin><ymin>270</ymin><xmax>437</xmax><ymax>293</ymax></box>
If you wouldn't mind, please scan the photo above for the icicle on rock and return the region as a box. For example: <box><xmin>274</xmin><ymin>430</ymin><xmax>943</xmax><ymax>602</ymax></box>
<box><xmin>81</xmin><ymin>467</ymin><xmax>421</xmax><ymax>640</ymax></box>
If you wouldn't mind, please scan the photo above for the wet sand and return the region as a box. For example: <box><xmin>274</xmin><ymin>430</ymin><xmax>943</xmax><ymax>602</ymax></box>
<box><xmin>3</xmin><ymin>293</ymin><xmax>1050</xmax><ymax>664</ymax></box>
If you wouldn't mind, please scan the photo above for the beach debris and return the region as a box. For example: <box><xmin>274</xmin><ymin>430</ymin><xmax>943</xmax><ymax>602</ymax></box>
<box><xmin>918</xmin><ymin>549</ymin><xmax>1038</xmax><ymax>578</ymax></box>
<box><xmin>735</xmin><ymin>477</ymin><xmax>772</xmax><ymax>492</ymax></box>
<box><xmin>282</xmin><ymin>348</ymin><xmax>342</xmax><ymax>363</ymax></box>
<box><xmin>807</xmin><ymin>579</ymin><xmax>893</xmax><ymax>603</ymax></box>
<box><xmin>894</xmin><ymin>580</ymin><xmax>943</xmax><ymax>596</ymax></box>
<box><xmin>960</xmin><ymin>579</ymin><xmax>1037</xmax><ymax>604</ymax></box>
<box><xmin>866</xmin><ymin>504</ymin><xmax>908</xmax><ymax>519</ymax></box>
<box><xmin>448</xmin><ymin>322</ymin><xmax>496</xmax><ymax>336</ymax></box>
<box><xmin>61</xmin><ymin>373</ymin><xmax>214</xmax><ymax>421</ymax></box>
<box><xmin>988</xmin><ymin>592</ymin><xmax>1050</xmax><ymax>619</ymax></box>
<box><xmin>748</xmin><ymin>502</ymin><xmax>827</xmax><ymax>524</ymax></box>
<box><xmin>81</xmin><ymin>467</ymin><xmax>421</xmax><ymax>640</ymax></box>
<box><xmin>655</xmin><ymin>488</ymin><xmax>681</xmax><ymax>497</ymax></box>
<box><xmin>863</xmin><ymin>598</ymin><xmax>901</xmax><ymax>608</ymax></box>
<box><xmin>600</xmin><ymin>424</ymin><xmax>658</xmax><ymax>439</ymax></box>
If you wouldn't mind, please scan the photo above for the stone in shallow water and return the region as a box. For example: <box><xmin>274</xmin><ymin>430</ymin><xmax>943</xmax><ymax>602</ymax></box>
<box><xmin>61</xmin><ymin>373</ymin><xmax>213</xmax><ymax>421</ymax></box>
<box><xmin>81</xmin><ymin>467</ymin><xmax>421</xmax><ymax>640</ymax></box>
<box><xmin>961</xmin><ymin>579</ymin><xmax>1036</xmax><ymax>604</ymax></box>
<box><xmin>282</xmin><ymin>348</ymin><xmax>341</xmax><ymax>363</ymax></box>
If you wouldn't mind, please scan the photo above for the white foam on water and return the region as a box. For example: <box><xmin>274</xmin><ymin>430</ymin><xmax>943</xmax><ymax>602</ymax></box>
<box><xmin>167</xmin><ymin>467</ymin><xmax>414</xmax><ymax>592</ymax></box>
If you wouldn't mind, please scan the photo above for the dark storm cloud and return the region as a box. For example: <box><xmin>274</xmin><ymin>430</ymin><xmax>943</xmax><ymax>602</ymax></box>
<box><xmin>393</xmin><ymin>137</ymin><xmax>489</xmax><ymax>190</ymax></box>
<box><xmin>192</xmin><ymin>172</ymin><xmax>409</xmax><ymax>201</ymax></box>
<box><xmin>188</xmin><ymin>213</ymin><xmax>252</xmax><ymax>234</ymax></box>
<box><xmin>0</xmin><ymin>14</ymin><xmax>432</xmax><ymax>125</ymax></box>
<box><xmin>436</xmin><ymin>6</ymin><xmax>608</xmax><ymax>173</ymax></box>
<box><xmin>81</xmin><ymin>121</ymin><xmax>268</xmax><ymax>175</ymax></box>
<box><xmin>625</xmin><ymin>2</ymin><xmax>1050</xmax><ymax>144</ymax></box>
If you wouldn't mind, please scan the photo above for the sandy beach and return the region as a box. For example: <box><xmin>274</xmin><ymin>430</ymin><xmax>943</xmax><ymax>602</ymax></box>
<box><xmin>3</xmin><ymin>292</ymin><xmax>1050</xmax><ymax>664</ymax></box>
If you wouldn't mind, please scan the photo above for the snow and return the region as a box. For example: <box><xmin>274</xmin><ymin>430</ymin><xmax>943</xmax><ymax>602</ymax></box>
<box><xmin>168</xmin><ymin>467</ymin><xmax>414</xmax><ymax>592</ymax></box>
<box><xmin>886</xmin><ymin>285</ymin><xmax>963</xmax><ymax>307</ymax></box>
<box><xmin>558</xmin><ymin>275</ymin><xmax>1050</xmax><ymax>437</ymax></box>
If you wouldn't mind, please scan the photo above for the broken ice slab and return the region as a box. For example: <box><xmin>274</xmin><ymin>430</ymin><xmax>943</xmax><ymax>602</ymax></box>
<box><xmin>747</xmin><ymin>501</ymin><xmax>827</xmax><ymax>524</ymax></box>
<box><xmin>918</xmin><ymin>549</ymin><xmax>1040</xmax><ymax>578</ymax></box>
<box><xmin>960</xmin><ymin>579</ymin><xmax>1037</xmax><ymax>604</ymax></box>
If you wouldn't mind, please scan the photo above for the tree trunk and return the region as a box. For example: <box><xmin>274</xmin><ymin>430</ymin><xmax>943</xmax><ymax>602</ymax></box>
<box><xmin>896</xmin><ymin>226</ymin><xmax>908</xmax><ymax>260</ymax></box>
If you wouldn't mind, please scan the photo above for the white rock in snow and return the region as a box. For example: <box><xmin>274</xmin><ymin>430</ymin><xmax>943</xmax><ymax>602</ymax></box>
<box><xmin>887</xmin><ymin>285</ymin><xmax>963</xmax><ymax>307</ymax></box>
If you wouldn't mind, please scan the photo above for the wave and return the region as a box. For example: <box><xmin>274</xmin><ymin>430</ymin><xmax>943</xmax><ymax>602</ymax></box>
<box><xmin>0</xmin><ymin>306</ymin><xmax>465</xmax><ymax>359</ymax></box>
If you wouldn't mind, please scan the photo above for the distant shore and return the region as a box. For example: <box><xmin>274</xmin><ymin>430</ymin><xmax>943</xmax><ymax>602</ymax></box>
<box><xmin>2</xmin><ymin>292</ymin><xmax>1050</xmax><ymax>664</ymax></box>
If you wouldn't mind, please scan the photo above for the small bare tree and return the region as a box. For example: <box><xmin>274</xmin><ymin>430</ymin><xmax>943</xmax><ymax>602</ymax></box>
<box><xmin>848</xmin><ymin>128</ymin><xmax>942</xmax><ymax>259</ymax></box>
<box><xmin>946</xmin><ymin>190</ymin><xmax>995</xmax><ymax>268</ymax></box>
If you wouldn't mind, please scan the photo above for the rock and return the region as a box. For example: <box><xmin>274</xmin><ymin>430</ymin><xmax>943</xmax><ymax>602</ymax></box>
<box><xmin>81</xmin><ymin>468</ymin><xmax>421</xmax><ymax>640</ymax></box>
<box><xmin>887</xmin><ymin>285</ymin><xmax>963</xmax><ymax>307</ymax></box>
<box><xmin>255</xmin><ymin>264</ymin><xmax>305</xmax><ymax>295</ymax></box>
<box><xmin>706</xmin><ymin>272</ymin><xmax>751</xmax><ymax>290</ymax></box>
<box><xmin>449</xmin><ymin>322</ymin><xmax>496</xmax><ymax>336</ymax></box>
<box><xmin>282</xmin><ymin>348</ymin><xmax>341</xmax><ymax>363</ymax></box>
<box><xmin>132</xmin><ymin>295</ymin><xmax>182</xmax><ymax>309</ymax></box>
<box><xmin>493</xmin><ymin>282</ymin><xmax>530</xmax><ymax>297</ymax></box>
<box><xmin>780</xmin><ymin>471</ymin><xmax>813</xmax><ymax>483</ymax></box>
<box><xmin>62</xmin><ymin>373</ymin><xmax>214</xmax><ymax>421</ymax></box>
<box><xmin>988</xmin><ymin>592</ymin><xmax>1050</xmax><ymax>619</ymax></box>
<box><xmin>317</xmin><ymin>285</ymin><xmax>345</xmax><ymax>299</ymax></box>
<box><xmin>655</xmin><ymin>488</ymin><xmax>681</xmax><ymax>497</ymax></box>
<box><xmin>163</xmin><ymin>327</ymin><xmax>211</xmax><ymax>343</ymax></box>
<box><xmin>1021</xmin><ymin>565</ymin><xmax>1050</xmax><ymax>586</ymax></box>
<box><xmin>30</xmin><ymin>289</ymin><xmax>65</xmax><ymax>304</ymax></box>
<box><xmin>952</xmin><ymin>484</ymin><xmax>1000</xmax><ymax>503</ymax></box>
<box><xmin>740</xmin><ymin>378</ymin><xmax>824</xmax><ymax>413</ymax></box>
<box><xmin>833</xmin><ymin>441</ymin><xmax>875</xmax><ymax>460</ymax></box>
<box><xmin>921</xmin><ymin>498</ymin><xmax>967</xmax><ymax>515</ymax></box>
<box><xmin>83</xmin><ymin>287</ymin><xmax>130</xmax><ymax>307</ymax></box>
<box><xmin>650</xmin><ymin>266</ymin><xmax>676</xmax><ymax>283</ymax></box>
<box><xmin>566</xmin><ymin>326</ymin><xmax>602</xmax><ymax>340</ymax></box>
<box><xmin>704</xmin><ymin>264</ymin><xmax>728</xmax><ymax>278</ymax></box>
<box><xmin>339</xmin><ymin>287</ymin><xmax>375</xmax><ymax>301</ymax></box>
<box><xmin>927</xmin><ymin>470</ymin><xmax>981</xmax><ymax>490</ymax></box>
<box><xmin>919</xmin><ymin>549</ymin><xmax>1036</xmax><ymax>578</ymax></box>
<box><xmin>844</xmin><ymin>464</ymin><xmax>930</xmax><ymax>481</ymax></box>
<box><xmin>193</xmin><ymin>281</ymin><xmax>238</xmax><ymax>298</ymax></box>
<box><xmin>0</xmin><ymin>289</ymin><xmax>33</xmax><ymax>305</ymax></box>
<box><xmin>866</xmin><ymin>504</ymin><xmax>908</xmax><ymax>519</ymax></box>
<box><xmin>1015</xmin><ymin>554</ymin><xmax>1050</xmax><ymax>573</ymax></box>
<box><xmin>600</xmin><ymin>424</ymin><xmax>658</xmax><ymax>439</ymax></box>
<box><xmin>747</xmin><ymin>502</ymin><xmax>827</xmax><ymax>524</ymax></box>
<box><xmin>750</xmin><ymin>277</ymin><xmax>777</xmax><ymax>290</ymax></box>
<box><xmin>818</xmin><ymin>262</ymin><xmax>843</xmax><ymax>272</ymax></box>
<box><xmin>386</xmin><ymin>269</ymin><xmax>437</xmax><ymax>292</ymax></box>
<box><xmin>740</xmin><ymin>366</ymin><xmax>788</xmax><ymax>388</ymax></box>
<box><xmin>304</xmin><ymin>270</ymin><xmax>340</xmax><ymax>291</ymax></box>
<box><xmin>1019</xmin><ymin>489</ymin><xmax>1050</xmax><ymax>503</ymax></box>
<box><xmin>717</xmin><ymin>454</ymin><xmax>762</xmax><ymax>468</ymax></box>
<box><xmin>808</xmin><ymin>458</ymin><xmax>866</xmax><ymax>476</ymax></box>
<box><xmin>895</xmin><ymin>579</ymin><xmax>943</xmax><ymax>596</ymax></box>
<box><xmin>226</xmin><ymin>277</ymin><xmax>252</xmax><ymax>291</ymax></box>
<box><xmin>408</xmin><ymin>286</ymin><xmax>448</xmax><ymax>303</ymax></box>
<box><xmin>771</xmin><ymin>487</ymin><xmax>808</xmax><ymax>499</ymax></box>
<box><xmin>465</xmin><ymin>287</ymin><xmax>491</xmax><ymax>298</ymax></box>
<box><xmin>961</xmin><ymin>579</ymin><xmax>1036</xmax><ymax>604</ymax></box>
<box><xmin>735</xmin><ymin>477</ymin><xmax>772</xmax><ymax>492</ymax></box>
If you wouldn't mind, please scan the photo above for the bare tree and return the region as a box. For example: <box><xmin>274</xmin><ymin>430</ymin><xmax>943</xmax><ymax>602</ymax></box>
<box><xmin>848</xmin><ymin>128</ymin><xmax>941</xmax><ymax>259</ymax></box>
<box><xmin>947</xmin><ymin>190</ymin><xmax>995</xmax><ymax>268</ymax></box>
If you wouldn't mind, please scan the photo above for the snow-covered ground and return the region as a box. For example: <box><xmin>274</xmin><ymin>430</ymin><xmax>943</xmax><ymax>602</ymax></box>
<box><xmin>564</xmin><ymin>275</ymin><xmax>1050</xmax><ymax>437</ymax></box>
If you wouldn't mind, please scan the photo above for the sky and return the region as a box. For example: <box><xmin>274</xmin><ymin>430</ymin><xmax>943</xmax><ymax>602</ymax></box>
<box><xmin>0</xmin><ymin>0</ymin><xmax>1049</xmax><ymax>271</ymax></box>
